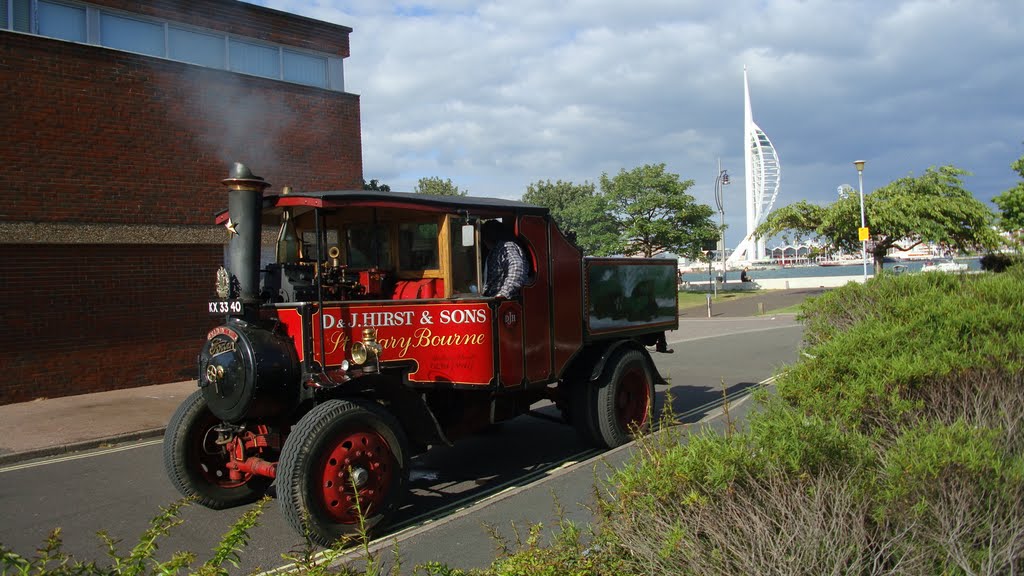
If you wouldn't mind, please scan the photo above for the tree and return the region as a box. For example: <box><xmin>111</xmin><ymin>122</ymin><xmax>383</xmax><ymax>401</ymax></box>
<box><xmin>598</xmin><ymin>163</ymin><xmax>718</xmax><ymax>259</ymax></box>
<box><xmin>414</xmin><ymin>176</ymin><xmax>467</xmax><ymax>196</ymax></box>
<box><xmin>756</xmin><ymin>165</ymin><xmax>999</xmax><ymax>274</ymax></box>
<box><xmin>522</xmin><ymin>179</ymin><xmax>617</xmax><ymax>255</ymax></box>
<box><xmin>992</xmin><ymin>149</ymin><xmax>1024</xmax><ymax>243</ymax></box>
<box><xmin>362</xmin><ymin>179</ymin><xmax>391</xmax><ymax>192</ymax></box>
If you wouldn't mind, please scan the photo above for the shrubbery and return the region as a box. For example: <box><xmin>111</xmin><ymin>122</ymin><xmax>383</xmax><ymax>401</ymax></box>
<box><xmin>980</xmin><ymin>251</ymin><xmax>1022</xmax><ymax>272</ymax></box>
<box><xmin>590</xmin><ymin>267</ymin><xmax>1024</xmax><ymax>575</ymax></box>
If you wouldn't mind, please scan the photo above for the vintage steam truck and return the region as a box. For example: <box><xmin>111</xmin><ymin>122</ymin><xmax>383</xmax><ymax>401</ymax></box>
<box><xmin>164</xmin><ymin>163</ymin><xmax>678</xmax><ymax>545</ymax></box>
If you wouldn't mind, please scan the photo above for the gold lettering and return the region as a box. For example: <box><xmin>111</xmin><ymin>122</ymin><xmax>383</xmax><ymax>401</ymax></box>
<box><xmin>378</xmin><ymin>335</ymin><xmax>413</xmax><ymax>358</ymax></box>
<box><xmin>209</xmin><ymin>339</ymin><xmax>235</xmax><ymax>357</ymax></box>
<box><xmin>326</xmin><ymin>331</ymin><xmax>348</xmax><ymax>355</ymax></box>
<box><xmin>410</xmin><ymin>328</ymin><xmax>487</xmax><ymax>351</ymax></box>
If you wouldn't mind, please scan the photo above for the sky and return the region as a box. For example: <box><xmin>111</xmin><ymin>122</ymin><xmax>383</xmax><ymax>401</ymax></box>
<box><xmin>251</xmin><ymin>0</ymin><xmax>1024</xmax><ymax>248</ymax></box>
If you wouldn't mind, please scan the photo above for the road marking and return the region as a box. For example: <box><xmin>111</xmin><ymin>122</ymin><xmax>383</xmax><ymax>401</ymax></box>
<box><xmin>0</xmin><ymin>439</ymin><xmax>163</xmax><ymax>474</ymax></box>
<box><xmin>668</xmin><ymin>322</ymin><xmax>802</xmax><ymax>345</ymax></box>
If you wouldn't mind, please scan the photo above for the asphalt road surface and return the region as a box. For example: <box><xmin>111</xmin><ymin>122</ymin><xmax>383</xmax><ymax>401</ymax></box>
<box><xmin>0</xmin><ymin>315</ymin><xmax>802</xmax><ymax>574</ymax></box>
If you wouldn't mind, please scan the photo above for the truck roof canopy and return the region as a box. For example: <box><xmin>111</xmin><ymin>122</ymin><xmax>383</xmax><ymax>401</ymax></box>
<box><xmin>215</xmin><ymin>190</ymin><xmax>548</xmax><ymax>223</ymax></box>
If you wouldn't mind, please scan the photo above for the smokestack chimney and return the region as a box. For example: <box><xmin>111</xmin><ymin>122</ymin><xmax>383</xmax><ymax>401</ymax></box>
<box><xmin>221</xmin><ymin>163</ymin><xmax>270</xmax><ymax>317</ymax></box>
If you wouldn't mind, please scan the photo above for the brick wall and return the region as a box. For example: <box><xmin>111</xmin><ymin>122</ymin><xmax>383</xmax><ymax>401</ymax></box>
<box><xmin>0</xmin><ymin>244</ymin><xmax>223</xmax><ymax>403</ymax></box>
<box><xmin>0</xmin><ymin>2</ymin><xmax>362</xmax><ymax>404</ymax></box>
<box><xmin>0</xmin><ymin>32</ymin><xmax>363</xmax><ymax>224</ymax></box>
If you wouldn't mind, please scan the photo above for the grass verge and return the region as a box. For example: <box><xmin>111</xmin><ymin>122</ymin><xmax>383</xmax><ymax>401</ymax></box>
<box><xmin>676</xmin><ymin>289</ymin><xmax>764</xmax><ymax>310</ymax></box>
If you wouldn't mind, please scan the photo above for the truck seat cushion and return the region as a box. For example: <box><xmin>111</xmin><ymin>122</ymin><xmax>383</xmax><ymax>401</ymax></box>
<box><xmin>392</xmin><ymin>278</ymin><xmax>444</xmax><ymax>299</ymax></box>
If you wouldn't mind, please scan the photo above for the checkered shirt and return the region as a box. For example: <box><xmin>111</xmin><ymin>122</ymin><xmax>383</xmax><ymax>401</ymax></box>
<box><xmin>483</xmin><ymin>240</ymin><xmax>528</xmax><ymax>299</ymax></box>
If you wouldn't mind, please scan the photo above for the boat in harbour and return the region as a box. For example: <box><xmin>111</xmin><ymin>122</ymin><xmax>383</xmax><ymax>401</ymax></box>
<box><xmin>920</xmin><ymin>260</ymin><xmax>968</xmax><ymax>273</ymax></box>
<box><xmin>818</xmin><ymin>257</ymin><xmax>863</xmax><ymax>267</ymax></box>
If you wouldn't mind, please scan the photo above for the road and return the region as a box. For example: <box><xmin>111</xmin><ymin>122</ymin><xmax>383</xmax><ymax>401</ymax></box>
<box><xmin>0</xmin><ymin>316</ymin><xmax>802</xmax><ymax>574</ymax></box>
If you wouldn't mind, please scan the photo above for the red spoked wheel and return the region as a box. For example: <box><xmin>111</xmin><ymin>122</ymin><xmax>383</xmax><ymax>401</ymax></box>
<box><xmin>610</xmin><ymin>360</ymin><xmax>651</xmax><ymax>432</ymax></box>
<box><xmin>278</xmin><ymin>400</ymin><xmax>409</xmax><ymax>547</ymax></box>
<box><xmin>615</xmin><ymin>363</ymin><xmax>652</xmax><ymax>433</ymax></box>
<box><xmin>319</xmin><ymin>430</ymin><xmax>394</xmax><ymax>524</ymax></box>
<box><xmin>572</xmin><ymin>348</ymin><xmax>655</xmax><ymax>449</ymax></box>
<box><xmin>163</xmin><ymin>390</ymin><xmax>270</xmax><ymax>509</ymax></box>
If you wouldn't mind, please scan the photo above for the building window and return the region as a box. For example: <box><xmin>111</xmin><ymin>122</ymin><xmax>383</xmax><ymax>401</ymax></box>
<box><xmin>37</xmin><ymin>1</ymin><xmax>85</xmax><ymax>42</ymax></box>
<box><xmin>229</xmin><ymin>38</ymin><xmax>279</xmax><ymax>79</ymax></box>
<box><xmin>100</xmin><ymin>12</ymin><xmax>164</xmax><ymax>57</ymax></box>
<box><xmin>5</xmin><ymin>0</ymin><xmax>341</xmax><ymax>90</ymax></box>
<box><xmin>283</xmin><ymin>49</ymin><xmax>326</xmax><ymax>88</ymax></box>
<box><xmin>169</xmin><ymin>26</ymin><xmax>224</xmax><ymax>68</ymax></box>
<box><xmin>2</xmin><ymin>0</ymin><xmax>32</xmax><ymax>31</ymax></box>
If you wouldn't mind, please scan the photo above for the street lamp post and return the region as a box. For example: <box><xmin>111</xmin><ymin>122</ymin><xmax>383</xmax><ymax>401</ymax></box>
<box><xmin>713</xmin><ymin>159</ymin><xmax>730</xmax><ymax>285</ymax></box>
<box><xmin>854</xmin><ymin>160</ymin><xmax>867</xmax><ymax>281</ymax></box>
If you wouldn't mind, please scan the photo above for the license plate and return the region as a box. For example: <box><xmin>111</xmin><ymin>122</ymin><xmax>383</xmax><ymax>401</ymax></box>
<box><xmin>208</xmin><ymin>300</ymin><xmax>243</xmax><ymax>314</ymax></box>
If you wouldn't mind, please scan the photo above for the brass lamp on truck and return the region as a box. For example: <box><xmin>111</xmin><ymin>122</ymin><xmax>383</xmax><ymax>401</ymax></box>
<box><xmin>164</xmin><ymin>163</ymin><xmax>678</xmax><ymax>546</ymax></box>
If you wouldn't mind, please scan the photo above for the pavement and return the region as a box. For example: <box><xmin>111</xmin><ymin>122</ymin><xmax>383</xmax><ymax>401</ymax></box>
<box><xmin>0</xmin><ymin>288</ymin><xmax>828</xmax><ymax>466</ymax></box>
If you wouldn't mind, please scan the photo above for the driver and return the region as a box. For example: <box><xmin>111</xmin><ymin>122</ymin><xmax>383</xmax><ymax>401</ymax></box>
<box><xmin>481</xmin><ymin>219</ymin><xmax>528</xmax><ymax>300</ymax></box>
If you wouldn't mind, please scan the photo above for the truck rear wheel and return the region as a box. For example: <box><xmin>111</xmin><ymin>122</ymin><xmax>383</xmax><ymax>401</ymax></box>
<box><xmin>163</xmin><ymin>389</ymin><xmax>270</xmax><ymax>509</ymax></box>
<box><xmin>574</xmin><ymin>348</ymin><xmax>655</xmax><ymax>448</ymax></box>
<box><xmin>277</xmin><ymin>399</ymin><xmax>409</xmax><ymax>547</ymax></box>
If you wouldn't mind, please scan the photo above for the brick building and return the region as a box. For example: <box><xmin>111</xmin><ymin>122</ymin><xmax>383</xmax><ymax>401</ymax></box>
<box><xmin>0</xmin><ymin>0</ymin><xmax>362</xmax><ymax>404</ymax></box>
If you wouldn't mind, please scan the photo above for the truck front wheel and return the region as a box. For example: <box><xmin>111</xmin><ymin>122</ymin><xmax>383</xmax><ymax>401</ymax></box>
<box><xmin>277</xmin><ymin>399</ymin><xmax>409</xmax><ymax>547</ymax></box>
<box><xmin>163</xmin><ymin>390</ymin><xmax>270</xmax><ymax>509</ymax></box>
<box><xmin>574</xmin><ymin>348</ymin><xmax>655</xmax><ymax>448</ymax></box>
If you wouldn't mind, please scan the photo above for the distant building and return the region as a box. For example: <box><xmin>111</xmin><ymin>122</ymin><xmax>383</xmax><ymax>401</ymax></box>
<box><xmin>0</xmin><ymin>0</ymin><xmax>362</xmax><ymax>404</ymax></box>
<box><xmin>769</xmin><ymin>244</ymin><xmax>815</xmax><ymax>265</ymax></box>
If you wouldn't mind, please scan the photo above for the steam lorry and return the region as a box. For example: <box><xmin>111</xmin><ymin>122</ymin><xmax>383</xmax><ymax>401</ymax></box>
<box><xmin>164</xmin><ymin>163</ymin><xmax>678</xmax><ymax>545</ymax></box>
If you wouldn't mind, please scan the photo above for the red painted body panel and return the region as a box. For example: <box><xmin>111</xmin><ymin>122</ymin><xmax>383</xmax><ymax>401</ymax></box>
<box><xmin>497</xmin><ymin>301</ymin><xmax>524</xmax><ymax>387</ymax></box>
<box><xmin>549</xmin><ymin>225</ymin><xmax>584</xmax><ymax>377</ymax></box>
<box><xmin>517</xmin><ymin>215</ymin><xmax>553</xmax><ymax>384</ymax></box>
<box><xmin>274</xmin><ymin>301</ymin><xmax>495</xmax><ymax>385</ymax></box>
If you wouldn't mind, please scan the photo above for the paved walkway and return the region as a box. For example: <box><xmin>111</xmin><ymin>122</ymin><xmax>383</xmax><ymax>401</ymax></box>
<box><xmin>679</xmin><ymin>287</ymin><xmax>827</xmax><ymax>318</ymax></box>
<box><xmin>0</xmin><ymin>289</ymin><xmax>828</xmax><ymax>465</ymax></box>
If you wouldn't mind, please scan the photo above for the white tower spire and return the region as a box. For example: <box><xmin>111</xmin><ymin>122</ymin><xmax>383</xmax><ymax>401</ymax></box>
<box><xmin>728</xmin><ymin>66</ymin><xmax>782</xmax><ymax>265</ymax></box>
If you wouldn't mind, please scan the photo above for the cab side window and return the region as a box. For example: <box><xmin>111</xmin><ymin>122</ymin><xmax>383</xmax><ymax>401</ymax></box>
<box><xmin>398</xmin><ymin>222</ymin><xmax>439</xmax><ymax>271</ymax></box>
<box><xmin>346</xmin><ymin>225</ymin><xmax>389</xmax><ymax>268</ymax></box>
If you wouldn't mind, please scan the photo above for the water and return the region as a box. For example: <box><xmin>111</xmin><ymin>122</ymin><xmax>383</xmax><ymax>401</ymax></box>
<box><xmin>681</xmin><ymin>257</ymin><xmax>982</xmax><ymax>283</ymax></box>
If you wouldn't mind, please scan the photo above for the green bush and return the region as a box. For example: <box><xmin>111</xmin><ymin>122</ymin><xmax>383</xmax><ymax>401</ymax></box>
<box><xmin>980</xmin><ymin>252</ymin><xmax>1021</xmax><ymax>272</ymax></box>
<box><xmin>787</xmin><ymin>269</ymin><xmax>1024</xmax><ymax>432</ymax></box>
<box><xmin>595</xmin><ymin>269</ymin><xmax>1024</xmax><ymax>575</ymax></box>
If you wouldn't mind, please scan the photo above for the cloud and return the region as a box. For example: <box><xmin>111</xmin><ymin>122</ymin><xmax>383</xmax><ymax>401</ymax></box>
<box><xmin>251</xmin><ymin>0</ymin><xmax>1024</xmax><ymax>246</ymax></box>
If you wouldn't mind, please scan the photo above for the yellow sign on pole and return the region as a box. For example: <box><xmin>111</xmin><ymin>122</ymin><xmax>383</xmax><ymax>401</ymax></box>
<box><xmin>858</xmin><ymin>227</ymin><xmax>870</xmax><ymax>241</ymax></box>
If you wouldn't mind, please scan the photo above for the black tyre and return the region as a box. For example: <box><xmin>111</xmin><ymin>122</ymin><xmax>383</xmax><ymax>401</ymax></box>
<box><xmin>277</xmin><ymin>399</ymin><xmax>410</xmax><ymax>547</ymax></box>
<box><xmin>573</xmin><ymin>348</ymin><xmax>655</xmax><ymax>448</ymax></box>
<box><xmin>163</xmin><ymin>389</ymin><xmax>270</xmax><ymax>509</ymax></box>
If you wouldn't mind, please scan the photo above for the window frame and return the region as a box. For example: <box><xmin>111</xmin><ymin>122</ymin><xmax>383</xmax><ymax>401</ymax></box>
<box><xmin>36</xmin><ymin>0</ymin><xmax>85</xmax><ymax>42</ymax></box>
<box><xmin>11</xmin><ymin>0</ymin><xmax>341</xmax><ymax>91</ymax></box>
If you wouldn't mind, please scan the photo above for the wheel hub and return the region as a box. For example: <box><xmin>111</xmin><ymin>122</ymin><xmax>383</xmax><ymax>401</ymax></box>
<box><xmin>350</xmin><ymin>466</ymin><xmax>369</xmax><ymax>488</ymax></box>
<box><xmin>616</xmin><ymin>367</ymin><xmax>651</xmax><ymax>431</ymax></box>
<box><xmin>319</xmin><ymin>431</ymin><xmax>394</xmax><ymax>523</ymax></box>
<box><xmin>194</xmin><ymin>415</ymin><xmax>249</xmax><ymax>488</ymax></box>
